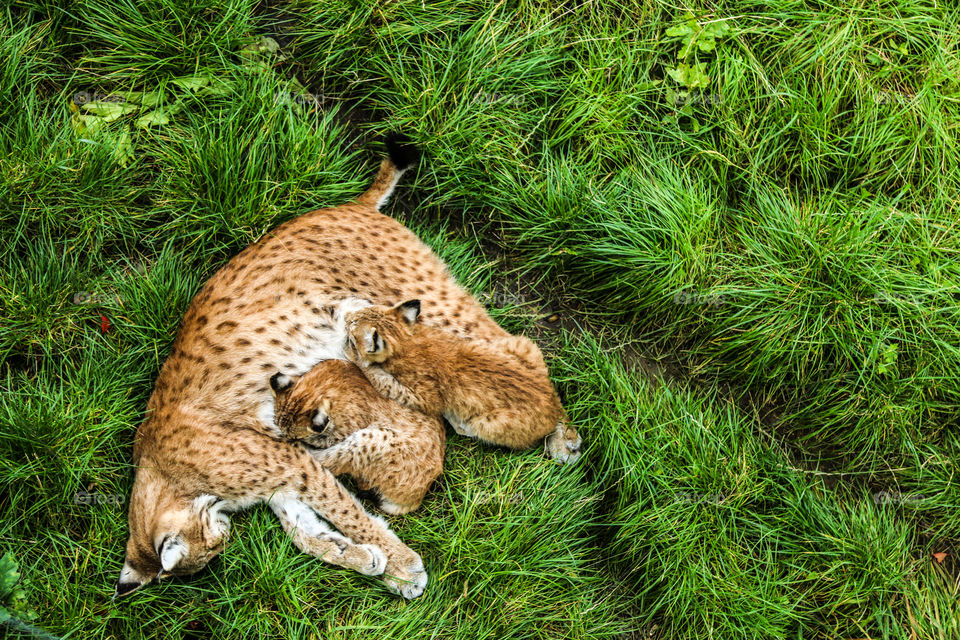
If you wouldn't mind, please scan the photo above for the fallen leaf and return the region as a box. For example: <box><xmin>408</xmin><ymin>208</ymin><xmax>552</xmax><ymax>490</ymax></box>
<box><xmin>100</xmin><ymin>315</ymin><xmax>110</xmax><ymax>334</ymax></box>
<box><xmin>71</xmin><ymin>114</ymin><xmax>104</xmax><ymax>135</ymax></box>
<box><xmin>111</xmin><ymin>127</ymin><xmax>135</xmax><ymax>167</ymax></box>
<box><xmin>81</xmin><ymin>100</ymin><xmax>137</xmax><ymax>121</ymax></box>
<box><xmin>932</xmin><ymin>552</ymin><xmax>947</xmax><ymax>564</ymax></box>
<box><xmin>172</xmin><ymin>75</ymin><xmax>212</xmax><ymax>92</ymax></box>
<box><xmin>138</xmin><ymin>90</ymin><xmax>164</xmax><ymax>108</ymax></box>
<box><xmin>135</xmin><ymin>109</ymin><xmax>171</xmax><ymax>129</ymax></box>
<box><xmin>198</xmin><ymin>76</ymin><xmax>235</xmax><ymax>97</ymax></box>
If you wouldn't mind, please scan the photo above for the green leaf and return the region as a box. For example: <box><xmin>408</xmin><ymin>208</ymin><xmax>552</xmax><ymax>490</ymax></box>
<box><xmin>876</xmin><ymin>343</ymin><xmax>899</xmax><ymax>376</ymax></box>
<box><xmin>138</xmin><ymin>90</ymin><xmax>164</xmax><ymax>108</ymax></box>
<box><xmin>240</xmin><ymin>36</ymin><xmax>282</xmax><ymax>58</ymax></box>
<box><xmin>667</xmin><ymin>62</ymin><xmax>710</xmax><ymax>89</ymax></box>
<box><xmin>172</xmin><ymin>75</ymin><xmax>212</xmax><ymax>92</ymax></box>
<box><xmin>135</xmin><ymin>109</ymin><xmax>170</xmax><ymax>129</ymax></box>
<box><xmin>698</xmin><ymin>38</ymin><xmax>716</xmax><ymax>53</ymax></box>
<box><xmin>135</xmin><ymin>101</ymin><xmax>182</xmax><ymax>129</ymax></box>
<box><xmin>81</xmin><ymin>101</ymin><xmax>137</xmax><ymax>121</ymax></box>
<box><xmin>71</xmin><ymin>114</ymin><xmax>103</xmax><ymax>135</ymax></box>
<box><xmin>113</xmin><ymin>91</ymin><xmax>143</xmax><ymax>103</ymax></box>
<box><xmin>681</xmin><ymin>115</ymin><xmax>702</xmax><ymax>132</ymax></box>
<box><xmin>197</xmin><ymin>77</ymin><xmax>235</xmax><ymax>97</ymax></box>
<box><xmin>686</xmin><ymin>62</ymin><xmax>710</xmax><ymax>88</ymax></box>
<box><xmin>0</xmin><ymin>553</ymin><xmax>19</xmax><ymax>597</ymax></box>
<box><xmin>667</xmin><ymin>15</ymin><xmax>733</xmax><ymax>61</ymax></box>
<box><xmin>703</xmin><ymin>21</ymin><xmax>732</xmax><ymax>39</ymax></box>
<box><xmin>110</xmin><ymin>127</ymin><xmax>135</xmax><ymax>167</ymax></box>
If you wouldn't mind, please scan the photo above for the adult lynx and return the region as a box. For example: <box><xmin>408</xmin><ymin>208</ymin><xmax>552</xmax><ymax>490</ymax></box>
<box><xmin>117</xmin><ymin>135</ymin><xmax>580</xmax><ymax>600</ymax></box>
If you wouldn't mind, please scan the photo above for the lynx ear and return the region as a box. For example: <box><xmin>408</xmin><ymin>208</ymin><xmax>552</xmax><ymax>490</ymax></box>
<box><xmin>396</xmin><ymin>300</ymin><xmax>421</xmax><ymax>325</ymax></box>
<box><xmin>159</xmin><ymin>534</ymin><xmax>188</xmax><ymax>572</ymax></box>
<box><xmin>270</xmin><ymin>372</ymin><xmax>296</xmax><ymax>394</ymax></box>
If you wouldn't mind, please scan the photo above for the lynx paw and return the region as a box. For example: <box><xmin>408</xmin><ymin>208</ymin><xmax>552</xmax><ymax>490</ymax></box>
<box><xmin>383</xmin><ymin>552</ymin><xmax>428</xmax><ymax>599</ymax></box>
<box><xmin>344</xmin><ymin>543</ymin><xmax>388</xmax><ymax>576</ymax></box>
<box><xmin>343</xmin><ymin>336</ymin><xmax>361</xmax><ymax>364</ymax></box>
<box><xmin>444</xmin><ymin>412</ymin><xmax>476</xmax><ymax>438</ymax></box>
<box><xmin>545</xmin><ymin>424</ymin><xmax>582</xmax><ymax>464</ymax></box>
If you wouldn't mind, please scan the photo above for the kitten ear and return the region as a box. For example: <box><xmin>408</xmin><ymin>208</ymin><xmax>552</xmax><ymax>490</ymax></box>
<box><xmin>270</xmin><ymin>372</ymin><xmax>296</xmax><ymax>394</ymax></box>
<box><xmin>159</xmin><ymin>534</ymin><xmax>188</xmax><ymax>572</ymax></box>
<box><xmin>114</xmin><ymin>553</ymin><xmax>153</xmax><ymax>600</ymax></box>
<box><xmin>396</xmin><ymin>300</ymin><xmax>421</xmax><ymax>325</ymax></box>
<box><xmin>310</xmin><ymin>408</ymin><xmax>330</xmax><ymax>433</ymax></box>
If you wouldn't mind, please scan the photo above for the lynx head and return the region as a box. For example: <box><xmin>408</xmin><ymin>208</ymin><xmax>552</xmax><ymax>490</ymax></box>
<box><xmin>344</xmin><ymin>300</ymin><xmax>421</xmax><ymax>364</ymax></box>
<box><xmin>115</xmin><ymin>464</ymin><xmax>230</xmax><ymax>598</ymax></box>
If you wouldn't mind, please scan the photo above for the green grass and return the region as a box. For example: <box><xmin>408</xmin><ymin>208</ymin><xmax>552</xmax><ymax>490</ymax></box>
<box><xmin>2</xmin><ymin>0</ymin><xmax>959</xmax><ymax>638</ymax></box>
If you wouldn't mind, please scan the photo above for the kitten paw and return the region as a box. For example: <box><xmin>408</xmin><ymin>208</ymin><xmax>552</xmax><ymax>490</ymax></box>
<box><xmin>545</xmin><ymin>424</ymin><xmax>582</xmax><ymax>464</ymax></box>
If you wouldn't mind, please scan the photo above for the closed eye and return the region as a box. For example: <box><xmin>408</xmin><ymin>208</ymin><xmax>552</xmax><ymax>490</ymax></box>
<box><xmin>370</xmin><ymin>330</ymin><xmax>382</xmax><ymax>353</ymax></box>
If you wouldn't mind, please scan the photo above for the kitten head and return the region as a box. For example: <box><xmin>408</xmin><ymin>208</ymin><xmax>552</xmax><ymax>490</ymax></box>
<box><xmin>344</xmin><ymin>300</ymin><xmax>421</xmax><ymax>364</ymax></box>
<box><xmin>268</xmin><ymin>359</ymin><xmax>374</xmax><ymax>445</ymax></box>
<box><xmin>269</xmin><ymin>368</ymin><xmax>331</xmax><ymax>443</ymax></box>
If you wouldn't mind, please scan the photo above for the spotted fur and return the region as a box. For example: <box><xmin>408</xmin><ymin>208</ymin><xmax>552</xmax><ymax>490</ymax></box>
<box><xmin>343</xmin><ymin>301</ymin><xmax>583</xmax><ymax>461</ymax></box>
<box><xmin>119</xmin><ymin>135</ymin><xmax>576</xmax><ymax>601</ymax></box>
<box><xmin>270</xmin><ymin>359</ymin><xmax>445</xmax><ymax>515</ymax></box>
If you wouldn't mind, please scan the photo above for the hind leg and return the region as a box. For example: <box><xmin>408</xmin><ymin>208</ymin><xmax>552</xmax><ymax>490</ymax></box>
<box><xmin>449</xmin><ymin>409</ymin><xmax>550</xmax><ymax>450</ymax></box>
<box><xmin>489</xmin><ymin>335</ymin><xmax>547</xmax><ymax>369</ymax></box>
<box><xmin>308</xmin><ymin>428</ymin><xmax>429</xmax><ymax>514</ymax></box>
<box><xmin>452</xmin><ymin>409</ymin><xmax>581</xmax><ymax>464</ymax></box>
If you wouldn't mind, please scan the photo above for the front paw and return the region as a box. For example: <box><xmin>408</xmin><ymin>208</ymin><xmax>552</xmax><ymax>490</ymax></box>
<box><xmin>382</xmin><ymin>551</ymin><xmax>428</xmax><ymax>599</ymax></box>
<box><xmin>444</xmin><ymin>413</ymin><xmax>476</xmax><ymax>438</ymax></box>
<box><xmin>354</xmin><ymin>544</ymin><xmax>388</xmax><ymax>576</ymax></box>
<box><xmin>452</xmin><ymin>422</ymin><xmax>474</xmax><ymax>437</ymax></box>
<box><xmin>301</xmin><ymin>435</ymin><xmax>336</xmax><ymax>450</ymax></box>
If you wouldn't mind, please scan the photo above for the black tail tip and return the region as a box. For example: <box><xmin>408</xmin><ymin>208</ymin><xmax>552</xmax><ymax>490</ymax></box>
<box><xmin>384</xmin><ymin>132</ymin><xmax>420</xmax><ymax>172</ymax></box>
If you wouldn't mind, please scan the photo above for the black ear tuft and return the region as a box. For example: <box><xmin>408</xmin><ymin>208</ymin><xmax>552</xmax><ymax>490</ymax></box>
<box><xmin>384</xmin><ymin>133</ymin><xmax>421</xmax><ymax>172</ymax></box>
<box><xmin>269</xmin><ymin>372</ymin><xmax>294</xmax><ymax>393</ymax></box>
<box><xmin>397</xmin><ymin>300</ymin><xmax>421</xmax><ymax>325</ymax></box>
